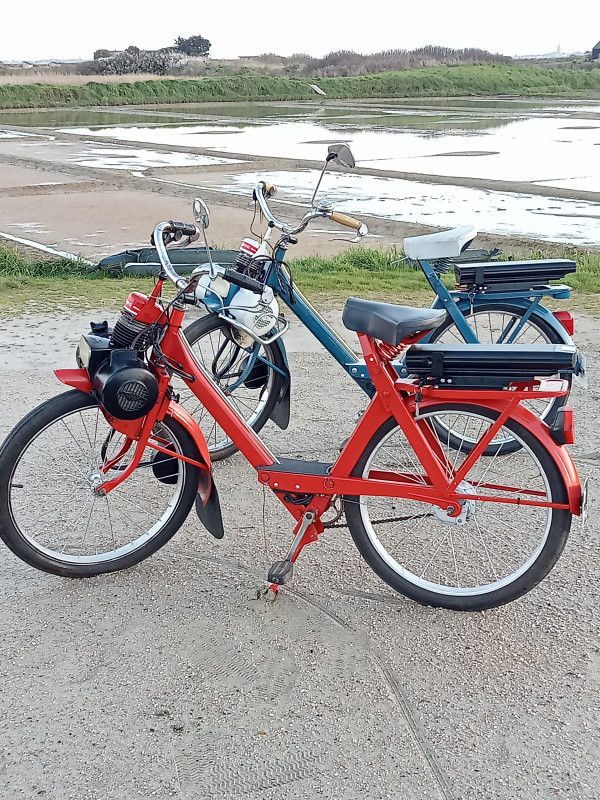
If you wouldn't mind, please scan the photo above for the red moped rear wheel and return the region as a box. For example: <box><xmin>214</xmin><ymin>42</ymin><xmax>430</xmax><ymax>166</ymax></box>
<box><xmin>344</xmin><ymin>403</ymin><xmax>571</xmax><ymax>611</ymax></box>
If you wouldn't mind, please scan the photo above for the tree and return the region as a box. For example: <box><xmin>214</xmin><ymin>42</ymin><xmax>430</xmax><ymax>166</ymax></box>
<box><xmin>93</xmin><ymin>49</ymin><xmax>113</xmax><ymax>60</ymax></box>
<box><xmin>175</xmin><ymin>35</ymin><xmax>211</xmax><ymax>57</ymax></box>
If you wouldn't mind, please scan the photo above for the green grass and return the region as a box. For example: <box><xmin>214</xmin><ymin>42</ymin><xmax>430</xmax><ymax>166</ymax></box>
<box><xmin>1</xmin><ymin>244</ymin><xmax>600</xmax><ymax>316</ymax></box>
<box><xmin>1</xmin><ymin>64</ymin><xmax>600</xmax><ymax>109</ymax></box>
<box><xmin>289</xmin><ymin>247</ymin><xmax>433</xmax><ymax>294</ymax></box>
<box><xmin>0</xmin><ymin>246</ymin><xmax>91</xmax><ymax>278</ymax></box>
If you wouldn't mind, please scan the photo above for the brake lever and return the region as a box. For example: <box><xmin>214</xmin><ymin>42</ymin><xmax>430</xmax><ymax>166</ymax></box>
<box><xmin>168</xmin><ymin>234</ymin><xmax>199</xmax><ymax>249</ymax></box>
<box><xmin>329</xmin><ymin>222</ymin><xmax>369</xmax><ymax>244</ymax></box>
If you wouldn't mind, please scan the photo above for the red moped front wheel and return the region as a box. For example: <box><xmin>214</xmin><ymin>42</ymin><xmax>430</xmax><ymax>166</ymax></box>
<box><xmin>0</xmin><ymin>390</ymin><xmax>201</xmax><ymax>577</ymax></box>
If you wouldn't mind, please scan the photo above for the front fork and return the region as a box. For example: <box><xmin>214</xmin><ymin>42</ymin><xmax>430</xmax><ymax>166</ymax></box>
<box><xmin>54</xmin><ymin>367</ymin><xmax>213</xmax><ymax>498</ymax></box>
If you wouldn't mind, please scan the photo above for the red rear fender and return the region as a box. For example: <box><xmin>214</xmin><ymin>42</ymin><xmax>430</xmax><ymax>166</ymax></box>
<box><xmin>418</xmin><ymin>395</ymin><xmax>582</xmax><ymax>515</ymax></box>
<box><xmin>485</xmin><ymin>403</ymin><xmax>581</xmax><ymax>515</ymax></box>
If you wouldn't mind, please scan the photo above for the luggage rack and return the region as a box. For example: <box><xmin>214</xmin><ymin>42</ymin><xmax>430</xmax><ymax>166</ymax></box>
<box><xmin>454</xmin><ymin>259</ymin><xmax>576</xmax><ymax>293</ymax></box>
<box><xmin>405</xmin><ymin>343</ymin><xmax>577</xmax><ymax>390</ymax></box>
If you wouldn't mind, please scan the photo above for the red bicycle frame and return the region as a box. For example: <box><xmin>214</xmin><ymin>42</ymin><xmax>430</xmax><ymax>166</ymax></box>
<box><xmin>56</xmin><ymin>282</ymin><xmax>582</xmax><ymax>575</ymax></box>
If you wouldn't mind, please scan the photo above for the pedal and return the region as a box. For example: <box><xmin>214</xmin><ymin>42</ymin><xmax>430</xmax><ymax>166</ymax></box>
<box><xmin>267</xmin><ymin>559</ymin><xmax>294</xmax><ymax>585</ymax></box>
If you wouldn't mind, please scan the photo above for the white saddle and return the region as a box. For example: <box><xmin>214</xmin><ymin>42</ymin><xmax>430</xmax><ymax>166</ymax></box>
<box><xmin>404</xmin><ymin>225</ymin><xmax>477</xmax><ymax>261</ymax></box>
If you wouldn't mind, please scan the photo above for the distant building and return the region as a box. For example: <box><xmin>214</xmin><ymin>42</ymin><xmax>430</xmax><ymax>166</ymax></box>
<box><xmin>0</xmin><ymin>58</ymin><xmax>85</xmax><ymax>68</ymax></box>
<box><xmin>593</xmin><ymin>41</ymin><xmax>600</xmax><ymax>60</ymax></box>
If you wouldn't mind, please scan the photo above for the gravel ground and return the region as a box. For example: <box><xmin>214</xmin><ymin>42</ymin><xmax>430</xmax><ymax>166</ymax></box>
<box><xmin>0</xmin><ymin>308</ymin><xmax>598</xmax><ymax>800</ymax></box>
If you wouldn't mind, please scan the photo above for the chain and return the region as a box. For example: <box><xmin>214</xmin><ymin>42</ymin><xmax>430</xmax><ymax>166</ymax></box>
<box><xmin>323</xmin><ymin>509</ymin><xmax>433</xmax><ymax>530</ymax></box>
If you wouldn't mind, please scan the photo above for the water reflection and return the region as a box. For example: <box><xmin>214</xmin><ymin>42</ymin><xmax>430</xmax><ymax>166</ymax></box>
<box><xmin>0</xmin><ymin>109</ymin><xmax>186</xmax><ymax>127</ymax></box>
<box><xmin>6</xmin><ymin>96</ymin><xmax>597</xmax><ymax>132</ymax></box>
<box><xmin>221</xmin><ymin>169</ymin><xmax>600</xmax><ymax>245</ymax></box>
<box><xmin>61</xmin><ymin>113</ymin><xmax>600</xmax><ymax>185</ymax></box>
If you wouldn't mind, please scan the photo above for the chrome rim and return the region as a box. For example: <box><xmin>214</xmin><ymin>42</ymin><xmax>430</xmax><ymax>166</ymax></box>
<box><xmin>8</xmin><ymin>406</ymin><xmax>186</xmax><ymax>564</ymax></box>
<box><xmin>357</xmin><ymin>410</ymin><xmax>553</xmax><ymax>597</ymax></box>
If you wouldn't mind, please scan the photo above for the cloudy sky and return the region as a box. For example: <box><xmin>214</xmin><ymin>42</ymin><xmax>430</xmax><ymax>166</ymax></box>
<box><xmin>1</xmin><ymin>0</ymin><xmax>598</xmax><ymax>61</ymax></box>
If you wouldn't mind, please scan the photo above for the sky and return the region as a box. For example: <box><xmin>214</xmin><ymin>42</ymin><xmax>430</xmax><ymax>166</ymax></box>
<box><xmin>0</xmin><ymin>0</ymin><xmax>598</xmax><ymax>62</ymax></box>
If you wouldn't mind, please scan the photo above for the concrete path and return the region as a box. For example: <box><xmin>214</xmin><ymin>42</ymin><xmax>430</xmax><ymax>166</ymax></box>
<box><xmin>0</xmin><ymin>309</ymin><xmax>598</xmax><ymax>800</ymax></box>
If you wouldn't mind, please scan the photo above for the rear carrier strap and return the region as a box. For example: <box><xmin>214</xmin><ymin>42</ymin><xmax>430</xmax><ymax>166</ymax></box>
<box><xmin>406</xmin><ymin>343</ymin><xmax>577</xmax><ymax>388</ymax></box>
<box><xmin>455</xmin><ymin>259</ymin><xmax>576</xmax><ymax>292</ymax></box>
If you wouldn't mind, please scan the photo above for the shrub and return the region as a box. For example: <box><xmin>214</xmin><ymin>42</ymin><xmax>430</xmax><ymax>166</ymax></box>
<box><xmin>174</xmin><ymin>35</ymin><xmax>211</xmax><ymax>57</ymax></box>
<box><xmin>92</xmin><ymin>49</ymin><xmax>183</xmax><ymax>76</ymax></box>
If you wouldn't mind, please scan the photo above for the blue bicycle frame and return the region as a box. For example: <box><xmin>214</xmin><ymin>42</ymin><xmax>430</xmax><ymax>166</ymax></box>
<box><xmin>197</xmin><ymin>238</ymin><xmax>583</xmax><ymax>401</ymax></box>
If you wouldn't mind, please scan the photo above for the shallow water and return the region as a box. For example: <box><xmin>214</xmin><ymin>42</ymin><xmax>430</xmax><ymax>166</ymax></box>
<box><xmin>73</xmin><ymin>147</ymin><xmax>242</xmax><ymax>170</ymax></box>
<box><xmin>4</xmin><ymin>98</ymin><xmax>600</xmax><ymax>243</ymax></box>
<box><xmin>198</xmin><ymin>169</ymin><xmax>600</xmax><ymax>246</ymax></box>
<box><xmin>56</xmin><ymin>96</ymin><xmax>600</xmax><ymax>189</ymax></box>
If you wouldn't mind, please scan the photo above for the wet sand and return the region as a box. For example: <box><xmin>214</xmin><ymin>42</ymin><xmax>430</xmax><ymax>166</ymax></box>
<box><xmin>0</xmin><ymin>121</ymin><xmax>599</xmax><ymax>261</ymax></box>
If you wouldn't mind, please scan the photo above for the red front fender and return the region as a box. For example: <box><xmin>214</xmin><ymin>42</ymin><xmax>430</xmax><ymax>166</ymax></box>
<box><xmin>55</xmin><ymin>371</ymin><xmax>211</xmax><ymax>468</ymax></box>
<box><xmin>54</xmin><ymin>371</ymin><xmax>211</xmax><ymax>470</ymax></box>
<box><xmin>54</xmin><ymin>368</ymin><xmax>92</xmax><ymax>392</ymax></box>
<box><xmin>165</xmin><ymin>400</ymin><xmax>212</xmax><ymax>472</ymax></box>
<box><xmin>55</xmin><ymin>371</ymin><xmax>220</xmax><ymax>531</ymax></box>
<box><xmin>165</xmin><ymin>401</ymin><xmax>224</xmax><ymax>539</ymax></box>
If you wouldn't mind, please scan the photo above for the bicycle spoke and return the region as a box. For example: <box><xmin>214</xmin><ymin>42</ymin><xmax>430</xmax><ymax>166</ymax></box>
<box><xmin>6</xmin><ymin>399</ymin><xmax>190</xmax><ymax>567</ymax></box>
<box><xmin>347</xmin><ymin>406</ymin><xmax>563</xmax><ymax>607</ymax></box>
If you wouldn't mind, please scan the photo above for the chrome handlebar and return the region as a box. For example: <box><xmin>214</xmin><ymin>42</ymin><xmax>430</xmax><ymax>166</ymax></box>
<box><xmin>153</xmin><ymin>221</ymin><xmax>266</xmax><ymax>295</ymax></box>
<box><xmin>254</xmin><ymin>181</ymin><xmax>368</xmax><ymax>241</ymax></box>
<box><xmin>153</xmin><ymin>178</ymin><xmax>368</xmax><ymax>291</ymax></box>
<box><xmin>254</xmin><ymin>182</ymin><xmax>295</xmax><ymax>233</ymax></box>
<box><xmin>153</xmin><ymin>221</ymin><xmax>202</xmax><ymax>289</ymax></box>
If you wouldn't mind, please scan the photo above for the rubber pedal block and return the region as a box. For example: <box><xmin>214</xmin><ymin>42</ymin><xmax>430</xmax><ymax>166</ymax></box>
<box><xmin>267</xmin><ymin>559</ymin><xmax>294</xmax><ymax>585</ymax></box>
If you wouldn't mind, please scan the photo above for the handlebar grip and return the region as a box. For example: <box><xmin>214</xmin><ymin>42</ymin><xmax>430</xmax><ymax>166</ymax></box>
<box><xmin>169</xmin><ymin>221</ymin><xmax>199</xmax><ymax>237</ymax></box>
<box><xmin>253</xmin><ymin>183</ymin><xmax>278</xmax><ymax>201</ymax></box>
<box><xmin>223</xmin><ymin>269</ymin><xmax>265</xmax><ymax>294</ymax></box>
<box><xmin>330</xmin><ymin>212</ymin><xmax>362</xmax><ymax>230</ymax></box>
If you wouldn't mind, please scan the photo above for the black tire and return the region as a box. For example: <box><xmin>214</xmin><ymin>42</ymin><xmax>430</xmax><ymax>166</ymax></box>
<box><xmin>344</xmin><ymin>404</ymin><xmax>571</xmax><ymax>611</ymax></box>
<box><xmin>0</xmin><ymin>390</ymin><xmax>201</xmax><ymax>577</ymax></box>
<box><xmin>182</xmin><ymin>314</ymin><xmax>287</xmax><ymax>461</ymax></box>
<box><xmin>428</xmin><ymin>303</ymin><xmax>573</xmax><ymax>455</ymax></box>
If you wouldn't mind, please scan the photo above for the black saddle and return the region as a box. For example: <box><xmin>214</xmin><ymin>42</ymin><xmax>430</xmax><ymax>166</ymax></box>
<box><xmin>343</xmin><ymin>297</ymin><xmax>447</xmax><ymax>345</ymax></box>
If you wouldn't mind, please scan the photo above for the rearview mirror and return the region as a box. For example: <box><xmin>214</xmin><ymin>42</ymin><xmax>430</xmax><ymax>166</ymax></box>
<box><xmin>310</xmin><ymin>144</ymin><xmax>356</xmax><ymax>207</ymax></box>
<box><xmin>193</xmin><ymin>198</ymin><xmax>210</xmax><ymax>229</ymax></box>
<box><xmin>327</xmin><ymin>143</ymin><xmax>355</xmax><ymax>169</ymax></box>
